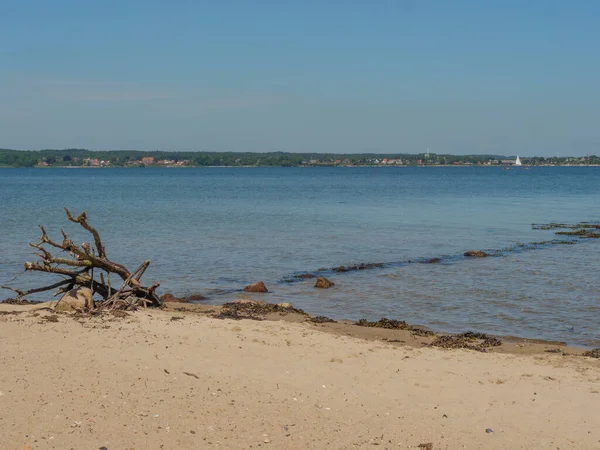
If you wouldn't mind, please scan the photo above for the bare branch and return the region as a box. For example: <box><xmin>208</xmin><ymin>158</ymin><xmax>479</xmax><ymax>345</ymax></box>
<box><xmin>2</xmin><ymin>279</ymin><xmax>72</xmax><ymax>298</ymax></box>
<box><xmin>64</xmin><ymin>208</ymin><xmax>106</xmax><ymax>258</ymax></box>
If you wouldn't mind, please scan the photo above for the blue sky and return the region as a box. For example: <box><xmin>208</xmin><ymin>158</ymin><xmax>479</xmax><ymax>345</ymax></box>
<box><xmin>1</xmin><ymin>1</ymin><xmax>599</xmax><ymax>155</ymax></box>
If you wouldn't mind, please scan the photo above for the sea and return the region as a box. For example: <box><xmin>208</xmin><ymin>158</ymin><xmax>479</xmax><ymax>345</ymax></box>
<box><xmin>1</xmin><ymin>166</ymin><xmax>598</xmax><ymax>347</ymax></box>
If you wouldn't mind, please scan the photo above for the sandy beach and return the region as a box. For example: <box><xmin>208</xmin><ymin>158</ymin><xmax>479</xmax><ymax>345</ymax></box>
<box><xmin>1</xmin><ymin>303</ymin><xmax>599</xmax><ymax>450</ymax></box>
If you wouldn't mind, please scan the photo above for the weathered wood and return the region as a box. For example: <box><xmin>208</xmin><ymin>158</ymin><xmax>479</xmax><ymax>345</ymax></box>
<box><xmin>1</xmin><ymin>209</ymin><xmax>161</xmax><ymax>310</ymax></box>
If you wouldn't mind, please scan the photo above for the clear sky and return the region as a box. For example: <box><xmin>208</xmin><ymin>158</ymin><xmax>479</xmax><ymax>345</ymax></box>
<box><xmin>1</xmin><ymin>0</ymin><xmax>599</xmax><ymax>156</ymax></box>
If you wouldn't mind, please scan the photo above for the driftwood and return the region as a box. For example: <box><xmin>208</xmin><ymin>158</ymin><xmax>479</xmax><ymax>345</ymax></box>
<box><xmin>1</xmin><ymin>208</ymin><xmax>161</xmax><ymax>310</ymax></box>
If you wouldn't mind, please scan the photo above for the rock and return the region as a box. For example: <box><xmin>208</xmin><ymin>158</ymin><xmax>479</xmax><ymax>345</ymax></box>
<box><xmin>231</xmin><ymin>299</ymin><xmax>258</xmax><ymax>304</ymax></box>
<box><xmin>315</xmin><ymin>277</ymin><xmax>335</xmax><ymax>289</ymax></box>
<box><xmin>160</xmin><ymin>293</ymin><xmax>186</xmax><ymax>303</ymax></box>
<box><xmin>464</xmin><ymin>250</ymin><xmax>489</xmax><ymax>258</ymax></box>
<box><xmin>278</xmin><ymin>302</ymin><xmax>293</xmax><ymax>308</ymax></box>
<box><xmin>55</xmin><ymin>287</ymin><xmax>94</xmax><ymax>312</ymax></box>
<box><xmin>243</xmin><ymin>281</ymin><xmax>268</xmax><ymax>293</ymax></box>
<box><xmin>184</xmin><ymin>293</ymin><xmax>206</xmax><ymax>301</ymax></box>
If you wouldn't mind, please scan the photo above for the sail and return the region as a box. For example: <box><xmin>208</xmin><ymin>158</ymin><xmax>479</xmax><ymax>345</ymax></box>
<box><xmin>515</xmin><ymin>156</ymin><xmax>522</xmax><ymax>166</ymax></box>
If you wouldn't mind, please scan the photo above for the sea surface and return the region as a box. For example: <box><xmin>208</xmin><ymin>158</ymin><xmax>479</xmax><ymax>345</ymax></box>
<box><xmin>1</xmin><ymin>167</ymin><xmax>599</xmax><ymax>347</ymax></box>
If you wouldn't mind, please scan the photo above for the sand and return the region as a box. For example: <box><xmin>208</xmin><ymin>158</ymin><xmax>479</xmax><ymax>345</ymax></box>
<box><xmin>0</xmin><ymin>303</ymin><xmax>599</xmax><ymax>449</ymax></box>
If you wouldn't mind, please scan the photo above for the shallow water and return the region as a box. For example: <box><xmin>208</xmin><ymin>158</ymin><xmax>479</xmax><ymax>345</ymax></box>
<box><xmin>1</xmin><ymin>166</ymin><xmax>598</xmax><ymax>346</ymax></box>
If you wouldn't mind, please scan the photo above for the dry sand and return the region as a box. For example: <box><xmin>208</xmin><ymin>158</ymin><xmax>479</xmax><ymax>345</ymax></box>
<box><xmin>1</xmin><ymin>303</ymin><xmax>599</xmax><ymax>449</ymax></box>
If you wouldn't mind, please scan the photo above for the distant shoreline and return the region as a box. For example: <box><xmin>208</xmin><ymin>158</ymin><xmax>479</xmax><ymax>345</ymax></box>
<box><xmin>1</xmin><ymin>164</ymin><xmax>599</xmax><ymax>169</ymax></box>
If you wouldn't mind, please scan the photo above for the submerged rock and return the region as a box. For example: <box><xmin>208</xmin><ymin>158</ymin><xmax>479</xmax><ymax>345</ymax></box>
<box><xmin>314</xmin><ymin>277</ymin><xmax>335</xmax><ymax>289</ymax></box>
<box><xmin>160</xmin><ymin>293</ymin><xmax>186</xmax><ymax>303</ymax></box>
<box><xmin>55</xmin><ymin>287</ymin><xmax>94</xmax><ymax>312</ymax></box>
<box><xmin>464</xmin><ymin>250</ymin><xmax>489</xmax><ymax>258</ymax></box>
<box><xmin>185</xmin><ymin>293</ymin><xmax>206</xmax><ymax>301</ymax></box>
<box><xmin>423</xmin><ymin>258</ymin><xmax>441</xmax><ymax>264</ymax></box>
<box><xmin>243</xmin><ymin>281</ymin><xmax>269</xmax><ymax>293</ymax></box>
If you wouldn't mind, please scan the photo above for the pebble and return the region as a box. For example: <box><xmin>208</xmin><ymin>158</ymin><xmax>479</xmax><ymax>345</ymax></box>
<box><xmin>485</xmin><ymin>428</ymin><xmax>494</xmax><ymax>433</ymax></box>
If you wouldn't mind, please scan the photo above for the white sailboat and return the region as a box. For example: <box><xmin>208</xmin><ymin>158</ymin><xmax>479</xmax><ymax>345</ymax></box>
<box><xmin>515</xmin><ymin>155</ymin><xmax>522</xmax><ymax>166</ymax></box>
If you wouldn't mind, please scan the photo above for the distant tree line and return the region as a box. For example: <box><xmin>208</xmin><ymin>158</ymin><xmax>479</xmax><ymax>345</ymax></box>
<box><xmin>0</xmin><ymin>148</ymin><xmax>598</xmax><ymax>168</ymax></box>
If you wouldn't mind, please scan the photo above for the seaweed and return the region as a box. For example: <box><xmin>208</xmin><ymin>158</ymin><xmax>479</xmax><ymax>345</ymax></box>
<box><xmin>41</xmin><ymin>315</ymin><xmax>60</xmax><ymax>323</ymax></box>
<box><xmin>1</xmin><ymin>298</ymin><xmax>43</xmax><ymax>305</ymax></box>
<box><xmin>430</xmin><ymin>332</ymin><xmax>502</xmax><ymax>352</ymax></box>
<box><xmin>311</xmin><ymin>315</ymin><xmax>337</xmax><ymax>323</ymax></box>
<box><xmin>532</xmin><ymin>222</ymin><xmax>599</xmax><ymax>230</ymax></box>
<box><xmin>555</xmin><ymin>229</ymin><xmax>600</xmax><ymax>238</ymax></box>
<box><xmin>582</xmin><ymin>348</ymin><xmax>600</xmax><ymax>358</ymax></box>
<box><xmin>213</xmin><ymin>302</ymin><xmax>307</xmax><ymax>321</ymax></box>
<box><xmin>332</xmin><ymin>263</ymin><xmax>385</xmax><ymax>273</ymax></box>
<box><xmin>411</xmin><ymin>328</ymin><xmax>436</xmax><ymax>337</ymax></box>
<box><xmin>356</xmin><ymin>317</ymin><xmax>411</xmax><ymax>330</ymax></box>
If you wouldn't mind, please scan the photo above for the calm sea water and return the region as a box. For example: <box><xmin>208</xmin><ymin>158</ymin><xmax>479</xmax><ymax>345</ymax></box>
<box><xmin>1</xmin><ymin>167</ymin><xmax>599</xmax><ymax>347</ymax></box>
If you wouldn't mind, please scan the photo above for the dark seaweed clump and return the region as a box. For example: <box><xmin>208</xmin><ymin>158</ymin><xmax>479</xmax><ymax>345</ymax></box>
<box><xmin>356</xmin><ymin>317</ymin><xmax>411</xmax><ymax>330</ymax></box>
<box><xmin>356</xmin><ymin>317</ymin><xmax>436</xmax><ymax>336</ymax></box>
<box><xmin>332</xmin><ymin>262</ymin><xmax>385</xmax><ymax>273</ymax></box>
<box><xmin>582</xmin><ymin>348</ymin><xmax>600</xmax><ymax>358</ymax></box>
<box><xmin>531</xmin><ymin>222</ymin><xmax>600</xmax><ymax>238</ymax></box>
<box><xmin>214</xmin><ymin>302</ymin><xmax>307</xmax><ymax>321</ymax></box>
<box><xmin>555</xmin><ymin>229</ymin><xmax>600</xmax><ymax>238</ymax></box>
<box><xmin>311</xmin><ymin>315</ymin><xmax>337</xmax><ymax>323</ymax></box>
<box><xmin>41</xmin><ymin>315</ymin><xmax>60</xmax><ymax>323</ymax></box>
<box><xmin>531</xmin><ymin>222</ymin><xmax>599</xmax><ymax>230</ymax></box>
<box><xmin>430</xmin><ymin>332</ymin><xmax>502</xmax><ymax>352</ymax></box>
<box><xmin>530</xmin><ymin>239</ymin><xmax>576</xmax><ymax>246</ymax></box>
<box><xmin>410</xmin><ymin>327</ymin><xmax>436</xmax><ymax>337</ymax></box>
<box><xmin>2</xmin><ymin>298</ymin><xmax>43</xmax><ymax>305</ymax></box>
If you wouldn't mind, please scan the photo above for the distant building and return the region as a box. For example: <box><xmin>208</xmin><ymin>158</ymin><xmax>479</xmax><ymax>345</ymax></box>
<box><xmin>141</xmin><ymin>156</ymin><xmax>155</xmax><ymax>165</ymax></box>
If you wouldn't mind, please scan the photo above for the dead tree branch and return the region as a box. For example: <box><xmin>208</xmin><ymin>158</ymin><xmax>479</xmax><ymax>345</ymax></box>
<box><xmin>2</xmin><ymin>209</ymin><xmax>161</xmax><ymax>310</ymax></box>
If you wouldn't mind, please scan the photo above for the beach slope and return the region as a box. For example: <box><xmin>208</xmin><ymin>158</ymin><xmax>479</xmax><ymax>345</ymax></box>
<box><xmin>0</xmin><ymin>305</ymin><xmax>598</xmax><ymax>449</ymax></box>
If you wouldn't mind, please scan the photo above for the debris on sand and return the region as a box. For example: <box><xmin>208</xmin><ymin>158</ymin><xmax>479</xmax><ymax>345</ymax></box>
<box><xmin>411</xmin><ymin>328</ymin><xmax>436</xmax><ymax>337</ymax></box>
<box><xmin>356</xmin><ymin>318</ymin><xmax>411</xmax><ymax>330</ymax></box>
<box><xmin>41</xmin><ymin>315</ymin><xmax>60</xmax><ymax>323</ymax></box>
<box><xmin>213</xmin><ymin>302</ymin><xmax>307</xmax><ymax>321</ymax></box>
<box><xmin>310</xmin><ymin>316</ymin><xmax>337</xmax><ymax>324</ymax></box>
<box><xmin>582</xmin><ymin>348</ymin><xmax>600</xmax><ymax>358</ymax></box>
<box><xmin>430</xmin><ymin>332</ymin><xmax>502</xmax><ymax>352</ymax></box>
<box><xmin>356</xmin><ymin>317</ymin><xmax>436</xmax><ymax>337</ymax></box>
<box><xmin>1</xmin><ymin>298</ymin><xmax>43</xmax><ymax>305</ymax></box>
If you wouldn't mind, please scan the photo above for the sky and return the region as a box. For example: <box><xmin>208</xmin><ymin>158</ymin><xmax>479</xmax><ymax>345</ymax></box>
<box><xmin>1</xmin><ymin>0</ymin><xmax>599</xmax><ymax>156</ymax></box>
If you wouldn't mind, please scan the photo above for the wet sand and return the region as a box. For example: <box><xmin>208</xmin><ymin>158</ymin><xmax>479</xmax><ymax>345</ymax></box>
<box><xmin>0</xmin><ymin>303</ymin><xmax>599</xmax><ymax>449</ymax></box>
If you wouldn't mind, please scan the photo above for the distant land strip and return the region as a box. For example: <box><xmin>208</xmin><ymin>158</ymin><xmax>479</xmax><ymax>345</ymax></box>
<box><xmin>0</xmin><ymin>148</ymin><xmax>598</xmax><ymax>168</ymax></box>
